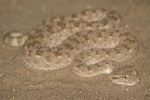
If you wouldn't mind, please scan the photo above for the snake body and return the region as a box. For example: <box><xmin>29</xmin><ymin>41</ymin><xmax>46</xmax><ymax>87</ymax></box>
<box><xmin>4</xmin><ymin>8</ymin><xmax>140</xmax><ymax>86</ymax></box>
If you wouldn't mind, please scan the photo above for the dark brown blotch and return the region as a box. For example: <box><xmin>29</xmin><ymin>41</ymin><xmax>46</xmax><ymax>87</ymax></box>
<box><xmin>91</xmin><ymin>9</ymin><xmax>96</xmax><ymax>13</ymax></box>
<box><xmin>65</xmin><ymin>52</ymin><xmax>71</xmax><ymax>57</ymax></box>
<box><xmin>74</xmin><ymin>22</ymin><xmax>80</xmax><ymax>28</ymax></box>
<box><xmin>36</xmin><ymin>49</ymin><xmax>43</xmax><ymax>56</ymax></box>
<box><xmin>83</xmin><ymin>35</ymin><xmax>90</xmax><ymax>41</ymax></box>
<box><xmin>114</xmin><ymin>48</ymin><xmax>120</xmax><ymax>54</ymax></box>
<box><xmin>71</xmin><ymin>14</ymin><xmax>78</xmax><ymax>19</ymax></box>
<box><xmin>109</xmin><ymin>32</ymin><xmax>113</xmax><ymax>37</ymax></box>
<box><xmin>122</xmin><ymin>45</ymin><xmax>131</xmax><ymax>51</ymax></box>
<box><xmin>74</xmin><ymin>58</ymin><xmax>82</xmax><ymax>63</ymax></box>
<box><xmin>86</xmin><ymin>52</ymin><xmax>91</xmax><ymax>56</ymax></box>
<box><xmin>81</xmin><ymin>10</ymin><xmax>87</xmax><ymax>16</ymax></box>
<box><xmin>47</xmin><ymin>29</ymin><xmax>55</xmax><ymax>35</ymax></box>
<box><xmin>57</xmin><ymin>22</ymin><xmax>67</xmax><ymax>30</ymax></box>
<box><xmin>86</xmin><ymin>23</ymin><xmax>93</xmax><ymax>27</ymax></box>
<box><xmin>59</xmin><ymin>16</ymin><xmax>66</xmax><ymax>21</ymax></box>
<box><xmin>103</xmin><ymin>20</ymin><xmax>108</xmax><ymax>26</ymax></box>
<box><xmin>45</xmin><ymin>55</ymin><xmax>51</xmax><ymax>62</ymax></box>
<box><xmin>87</xmin><ymin>66</ymin><xmax>92</xmax><ymax>71</ymax></box>
<box><xmin>53</xmin><ymin>51</ymin><xmax>62</xmax><ymax>57</ymax></box>
<box><xmin>70</xmin><ymin>37</ymin><xmax>80</xmax><ymax>44</ymax></box>
<box><xmin>64</xmin><ymin>43</ymin><xmax>75</xmax><ymax>51</ymax></box>
<box><xmin>106</xmin><ymin>51</ymin><xmax>111</xmax><ymax>56</ymax></box>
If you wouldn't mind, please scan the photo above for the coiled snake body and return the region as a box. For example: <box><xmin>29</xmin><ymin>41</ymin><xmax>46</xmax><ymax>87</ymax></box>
<box><xmin>4</xmin><ymin>8</ymin><xmax>140</xmax><ymax>86</ymax></box>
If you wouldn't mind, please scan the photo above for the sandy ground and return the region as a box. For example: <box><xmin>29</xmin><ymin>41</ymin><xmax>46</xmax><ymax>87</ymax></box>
<box><xmin>0</xmin><ymin>0</ymin><xmax>150</xmax><ymax>100</ymax></box>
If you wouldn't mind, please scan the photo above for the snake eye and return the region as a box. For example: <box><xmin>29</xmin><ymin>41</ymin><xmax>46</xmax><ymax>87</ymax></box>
<box><xmin>124</xmin><ymin>75</ymin><xmax>130</xmax><ymax>80</ymax></box>
<box><xmin>124</xmin><ymin>75</ymin><xmax>127</xmax><ymax>79</ymax></box>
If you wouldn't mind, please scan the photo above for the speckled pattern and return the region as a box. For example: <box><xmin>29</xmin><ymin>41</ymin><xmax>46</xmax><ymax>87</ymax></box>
<box><xmin>5</xmin><ymin>8</ymin><xmax>139</xmax><ymax>86</ymax></box>
<box><xmin>22</xmin><ymin>8</ymin><xmax>137</xmax><ymax>69</ymax></box>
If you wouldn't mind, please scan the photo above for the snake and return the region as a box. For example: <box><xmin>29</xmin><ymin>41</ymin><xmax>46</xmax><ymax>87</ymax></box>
<box><xmin>3</xmin><ymin>8</ymin><xmax>140</xmax><ymax>86</ymax></box>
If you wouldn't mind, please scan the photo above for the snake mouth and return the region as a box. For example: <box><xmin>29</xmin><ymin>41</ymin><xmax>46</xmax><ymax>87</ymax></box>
<box><xmin>110</xmin><ymin>75</ymin><xmax>125</xmax><ymax>79</ymax></box>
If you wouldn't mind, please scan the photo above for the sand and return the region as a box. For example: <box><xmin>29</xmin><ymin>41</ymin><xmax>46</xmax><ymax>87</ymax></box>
<box><xmin>0</xmin><ymin>0</ymin><xmax>150</xmax><ymax>100</ymax></box>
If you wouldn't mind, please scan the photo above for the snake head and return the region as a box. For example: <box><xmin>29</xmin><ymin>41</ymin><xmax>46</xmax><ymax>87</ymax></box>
<box><xmin>109</xmin><ymin>65</ymin><xmax>140</xmax><ymax>86</ymax></box>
